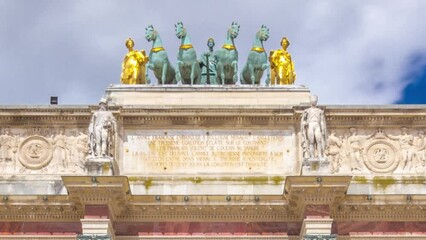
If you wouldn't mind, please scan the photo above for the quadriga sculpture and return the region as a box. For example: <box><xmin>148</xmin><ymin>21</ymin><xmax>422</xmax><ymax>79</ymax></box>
<box><xmin>241</xmin><ymin>25</ymin><xmax>270</xmax><ymax>85</ymax></box>
<box><xmin>145</xmin><ymin>25</ymin><xmax>176</xmax><ymax>84</ymax></box>
<box><xmin>175</xmin><ymin>22</ymin><xmax>201</xmax><ymax>85</ymax></box>
<box><xmin>214</xmin><ymin>22</ymin><xmax>240</xmax><ymax>84</ymax></box>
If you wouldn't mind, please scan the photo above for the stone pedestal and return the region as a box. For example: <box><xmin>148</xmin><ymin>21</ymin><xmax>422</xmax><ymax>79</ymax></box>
<box><xmin>300</xmin><ymin>217</ymin><xmax>335</xmax><ymax>239</ymax></box>
<box><xmin>86</xmin><ymin>157</ymin><xmax>114</xmax><ymax>176</ymax></box>
<box><xmin>105</xmin><ymin>84</ymin><xmax>311</xmax><ymax>106</ymax></box>
<box><xmin>302</xmin><ymin>158</ymin><xmax>331</xmax><ymax>175</ymax></box>
<box><xmin>80</xmin><ymin>219</ymin><xmax>115</xmax><ymax>240</ymax></box>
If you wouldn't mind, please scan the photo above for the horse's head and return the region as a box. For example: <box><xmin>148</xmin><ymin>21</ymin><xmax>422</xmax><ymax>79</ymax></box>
<box><xmin>229</xmin><ymin>21</ymin><xmax>240</xmax><ymax>39</ymax></box>
<box><xmin>258</xmin><ymin>24</ymin><xmax>270</xmax><ymax>42</ymax></box>
<box><xmin>145</xmin><ymin>25</ymin><xmax>157</xmax><ymax>42</ymax></box>
<box><xmin>175</xmin><ymin>21</ymin><xmax>186</xmax><ymax>39</ymax></box>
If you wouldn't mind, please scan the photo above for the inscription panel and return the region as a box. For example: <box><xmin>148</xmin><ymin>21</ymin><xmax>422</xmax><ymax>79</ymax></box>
<box><xmin>122</xmin><ymin>130</ymin><xmax>297</xmax><ymax>175</ymax></box>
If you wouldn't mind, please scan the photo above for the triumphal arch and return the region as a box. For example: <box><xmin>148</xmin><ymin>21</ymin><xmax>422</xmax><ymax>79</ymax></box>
<box><xmin>1</xmin><ymin>24</ymin><xmax>426</xmax><ymax>239</ymax></box>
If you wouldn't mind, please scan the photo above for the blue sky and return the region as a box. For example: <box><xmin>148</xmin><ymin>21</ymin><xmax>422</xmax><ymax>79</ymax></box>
<box><xmin>0</xmin><ymin>0</ymin><xmax>425</xmax><ymax>105</ymax></box>
<box><xmin>397</xmin><ymin>57</ymin><xmax>426</xmax><ymax>104</ymax></box>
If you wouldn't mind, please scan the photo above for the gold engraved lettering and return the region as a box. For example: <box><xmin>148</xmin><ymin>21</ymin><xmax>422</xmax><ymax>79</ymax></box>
<box><xmin>126</xmin><ymin>134</ymin><xmax>286</xmax><ymax>172</ymax></box>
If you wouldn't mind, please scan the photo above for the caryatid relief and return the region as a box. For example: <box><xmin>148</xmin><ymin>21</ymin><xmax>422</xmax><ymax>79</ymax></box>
<box><xmin>325</xmin><ymin>131</ymin><xmax>343</xmax><ymax>173</ymax></box>
<box><xmin>347</xmin><ymin>127</ymin><xmax>375</xmax><ymax>173</ymax></box>
<box><xmin>0</xmin><ymin>129</ymin><xmax>16</xmax><ymax>162</ymax></box>
<box><xmin>51</xmin><ymin>129</ymin><xmax>68</xmax><ymax>170</ymax></box>
<box><xmin>385</xmin><ymin>127</ymin><xmax>414</xmax><ymax>172</ymax></box>
<box><xmin>0</xmin><ymin>129</ymin><xmax>18</xmax><ymax>172</ymax></box>
<box><xmin>88</xmin><ymin>98</ymin><xmax>116</xmax><ymax>158</ymax></box>
<box><xmin>301</xmin><ymin>95</ymin><xmax>326</xmax><ymax>160</ymax></box>
<box><xmin>413</xmin><ymin>130</ymin><xmax>426</xmax><ymax>173</ymax></box>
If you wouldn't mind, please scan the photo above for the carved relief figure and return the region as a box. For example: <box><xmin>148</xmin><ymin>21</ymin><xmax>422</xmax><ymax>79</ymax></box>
<box><xmin>76</xmin><ymin>132</ymin><xmax>89</xmax><ymax>160</ymax></box>
<box><xmin>51</xmin><ymin>129</ymin><xmax>68</xmax><ymax>170</ymax></box>
<box><xmin>347</xmin><ymin>127</ymin><xmax>367</xmax><ymax>172</ymax></box>
<box><xmin>145</xmin><ymin>25</ymin><xmax>176</xmax><ymax>84</ymax></box>
<box><xmin>301</xmin><ymin>95</ymin><xmax>326</xmax><ymax>159</ymax></box>
<box><xmin>68</xmin><ymin>132</ymin><xmax>89</xmax><ymax>172</ymax></box>
<box><xmin>175</xmin><ymin>22</ymin><xmax>201</xmax><ymax>85</ymax></box>
<box><xmin>386</xmin><ymin>127</ymin><xmax>414</xmax><ymax>172</ymax></box>
<box><xmin>326</xmin><ymin>131</ymin><xmax>343</xmax><ymax>173</ymax></box>
<box><xmin>89</xmin><ymin>99</ymin><xmax>116</xmax><ymax>158</ymax></box>
<box><xmin>412</xmin><ymin>130</ymin><xmax>425</xmax><ymax>173</ymax></box>
<box><xmin>0</xmin><ymin>129</ymin><xmax>18</xmax><ymax>172</ymax></box>
<box><xmin>214</xmin><ymin>21</ymin><xmax>240</xmax><ymax>84</ymax></box>
<box><xmin>0</xmin><ymin>129</ymin><xmax>14</xmax><ymax>162</ymax></box>
<box><xmin>199</xmin><ymin>38</ymin><xmax>218</xmax><ymax>84</ymax></box>
<box><xmin>241</xmin><ymin>25</ymin><xmax>270</xmax><ymax>85</ymax></box>
<box><xmin>270</xmin><ymin>37</ymin><xmax>296</xmax><ymax>85</ymax></box>
<box><xmin>120</xmin><ymin>38</ymin><xmax>149</xmax><ymax>84</ymax></box>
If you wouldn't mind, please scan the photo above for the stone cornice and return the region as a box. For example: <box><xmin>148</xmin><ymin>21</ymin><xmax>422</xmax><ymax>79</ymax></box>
<box><xmin>116</xmin><ymin>236</ymin><xmax>294</xmax><ymax>240</ymax></box>
<box><xmin>1</xmin><ymin>105</ymin><xmax>426</xmax><ymax>129</ymax></box>
<box><xmin>1</xmin><ymin>176</ymin><xmax>426</xmax><ymax>222</ymax></box>
<box><xmin>284</xmin><ymin>176</ymin><xmax>352</xmax><ymax>218</ymax></box>
<box><xmin>331</xmin><ymin>195</ymin><xmax>426</xmax><ymax>221</ymax></box>
<box><xmin>0</xmin><ymin>236</ymin><xmax>76</xmax><ymax>239</ymax></box>
<box><xmin>0</xmin><ymin>195</ymin><xmax>83</xmax><ymax>221</ymax></box>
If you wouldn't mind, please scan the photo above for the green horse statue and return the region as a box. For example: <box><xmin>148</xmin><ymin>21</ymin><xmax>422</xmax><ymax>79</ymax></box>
<box><xmin>145</xmin><ymin>25</ymin><xmax>176</xmax><ymax>84</ymax></box>
<box><xmin>175</xmin><ymin>22</ymin><xmax>201</xmax><ymax>85</ymax></box>
<box><xmin>214</xmin><ymin>22</ymin><xmax>240</xmax><ymax>85</ymax></box>
<box><xmin>241</xmin><ymin>25</ymin><xmax>270</xmax><ymax>85</ymax></box>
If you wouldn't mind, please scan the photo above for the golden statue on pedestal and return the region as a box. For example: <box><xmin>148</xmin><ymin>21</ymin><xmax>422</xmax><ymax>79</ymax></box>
<box><xmin>120</xmin><ymin>38</ymin><xmax>149</xmax><ymax>84</ymax></box>
<box><xmin>269</xmin><ymin>37</ymin><xmax>296</xmax><ymax>85</ymax></box>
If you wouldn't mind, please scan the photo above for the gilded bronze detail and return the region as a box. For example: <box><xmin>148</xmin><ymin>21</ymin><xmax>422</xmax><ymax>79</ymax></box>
<box><xmin>179</xmin><ymin>44</ymin><xmax>193</xmax><ymax>50</ymax></box>
<box><xmin>120</xmin><ymin>38</ymin><xmax>149</xmax><ymax>84</ymax></box>
<box><xmin>222</xmin><ymin>44</ymin><xmax>236</xmax><ymax>50</ymax></box>
<box><xmin>251</xmin><ymin>47</ymin><xmax>265</xmax><ymax>53</ymax></box>
<box><xmin>150</xmin><ymin>46</ymin><xmax>165</xmax><ymax>53</ymax></box>
<box><xmin>269</xmin><ymin>37</ymin><xmax>296</xmax><ymax>85</ymax></box>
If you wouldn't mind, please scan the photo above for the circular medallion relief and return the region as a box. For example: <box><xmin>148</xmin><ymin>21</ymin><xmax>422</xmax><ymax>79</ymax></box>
<box><xmin>364</xmin><ymin>141</ymin><xmax>399</xmax><ymax>173</ymax></box>
<box><xmin>18</xmin><ymin>136</ymin><xmax>53</xmax><ymax>170</ymax></box>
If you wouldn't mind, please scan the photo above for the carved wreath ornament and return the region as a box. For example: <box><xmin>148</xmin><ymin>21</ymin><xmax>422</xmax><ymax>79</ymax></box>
<box><xmin>17</xmin><ymin>136</ymin><xmax>53</xmax><ymax>170</ymax></box>
<box><xmin>364</xmin><ymin>140</ymin><xmax>398</xmax><ymax>173</ymax></box>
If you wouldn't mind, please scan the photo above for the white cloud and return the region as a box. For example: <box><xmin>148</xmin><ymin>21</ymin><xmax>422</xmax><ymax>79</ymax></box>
<box><xmin>0</xmin><ymin>0</ymin><xmax>425</xmax><ymax>104</ymax></box>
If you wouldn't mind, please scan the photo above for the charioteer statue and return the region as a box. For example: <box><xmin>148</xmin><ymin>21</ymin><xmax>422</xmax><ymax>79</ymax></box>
<box><xmin>199</xmin><ymin>38</ymin><xmax>218</xmax><ymax>84</ymax></box>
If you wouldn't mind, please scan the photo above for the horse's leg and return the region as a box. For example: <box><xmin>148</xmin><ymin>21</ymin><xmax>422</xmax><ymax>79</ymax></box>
<box><xmin>262</xmin><ymin>62</ymin><xmax>270</xmax><ymax>86</ymax></box>
<box><xmin>239</xmin><ymin>65</ymin><xmax>245</xmax><ymax>85</ymax></box>
<box><xmin>176</xmin><ymin>60</ymin><xmax>183</xmax><ymax>84</ymax></box>
<box><xmin>190</xmin><ymin>61</ymin><xmax>198</xmax><ymax>85</ymax></box>
<box><xmin>217</xmin><ymin>62</ymin><xmax>224</xmax><ymax>85</ymax></box>
<box><xmin>232</xmin><ymin>60</ymin><xmax>239</xmax><ymax>84</ymax></box>
<box><xmin>146</xmin><ymin>62</ymin><xmax>154</xmax><ymax>85</ymax></box>
<box><xmin>162</xmin><ymin>62</ymin><xmax>168</xmax><ymax>84</ymax></box>
<box><xmin>248</xmin><ymin>63</ymin><xmax>255</xmax><ymax>85</ymax></box>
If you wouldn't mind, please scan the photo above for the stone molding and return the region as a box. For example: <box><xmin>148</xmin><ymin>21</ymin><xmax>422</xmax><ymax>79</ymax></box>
<box><xmin>105</xmin><ymin>85</ymin><xmax>311</xmax><ymax>107</ymax></box>
<box><xmin>78</xmin><ymin>235</ymin><xmax>112</xmax><ymax>240</ymax></box>
<box><xmin>303</xmin><ymin>235</ymin><xmax>336</xmax><ymax>240</ymax></box>
<box><xmin>345</xmin><ymin>236</ymin><xmax>426</xmax><ymax>240</ymax></box>
<box><xmin>0</xmin><ymin>236</ymin><xmax>76</xmax><ymax>239</ymax></box>
<box><xmin>300</xmin><ymin>218</ymin><xmax>334</xmax><ymax>237</ymax></box>
<box><xmin>81</xmin><ymin>219</ymin><xmax>115</xmax><ymax>239</ymax></box>
<box><xmin>116</xmin><ymin>236</ymin><xmax>294</xmax><ymax>240</ymax></box>
<box><xmin>1</xmin><ymin>176</ymin><xmax>426</xmax><ymax>222</ymax></box>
